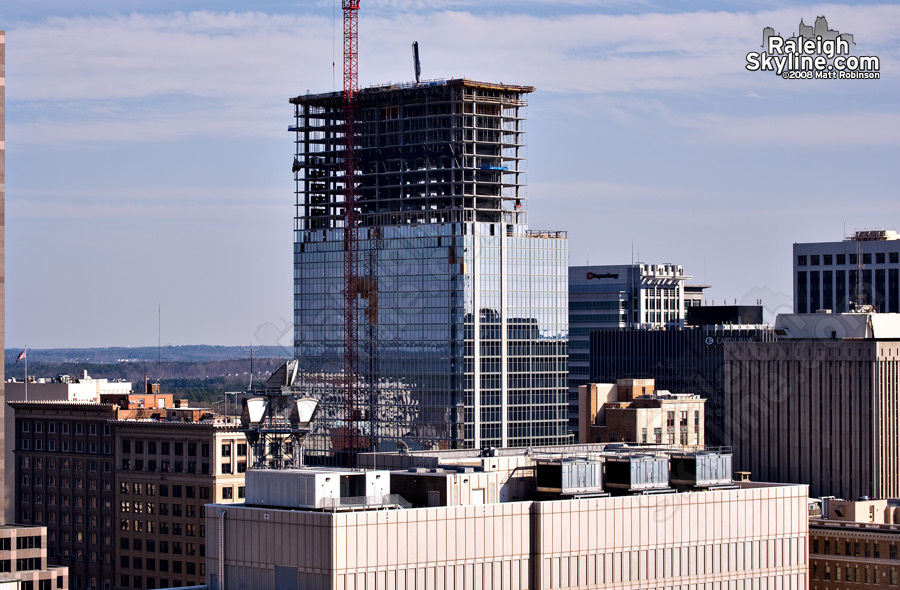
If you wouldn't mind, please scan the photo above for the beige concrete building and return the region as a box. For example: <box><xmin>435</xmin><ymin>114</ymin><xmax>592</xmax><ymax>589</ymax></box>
<box><xmin>725</xmin><ymin>312</ymin><xmax>900</xmax><ymax>500</ymax></box>
<box><xmin>0</xmin><ymin>524</ymin><xmax>69</xmax><ymax>589</ymax></box>
<box><xmin>579</xmin><ymin>379</ymin><xmax>705</xmax><ymax>446</ymax></box>
<box><xmin>114</xmin><ymin>420</ymin><xmax>248</xmax><ymax>590</ymax></box>
<box><xmin>206</xmin><ymin>446</ymin><xmax>808</xmax><ymax>590</ymax></box>
<box><xmin>809</xmin><ymin>497</ymin><xmax>900</xmax><ymax>589</ymax></box>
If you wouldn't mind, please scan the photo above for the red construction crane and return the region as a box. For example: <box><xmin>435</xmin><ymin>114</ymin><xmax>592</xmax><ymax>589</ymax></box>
<box><xmin>342</xmin><ymin>0</ymin><xmax>361</xmax><ymax>461</ymax></box>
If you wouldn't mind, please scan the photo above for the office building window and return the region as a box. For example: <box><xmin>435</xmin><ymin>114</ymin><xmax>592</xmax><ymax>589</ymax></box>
<box><xmin>810</xmin><ymin>270</ymin><xmax>820</xmax><ymax>311</ymax></box>
<box><xmin>797</xmin><ymin>271</ymin><xmax>808</xmax><ymax>313</ymax></box>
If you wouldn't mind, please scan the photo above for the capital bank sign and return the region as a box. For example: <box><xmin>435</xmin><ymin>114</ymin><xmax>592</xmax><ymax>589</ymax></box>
<box><xmin>705</xmin><ymin>336</ymin><xmax>756</xmax><ymax>345</ymax></box>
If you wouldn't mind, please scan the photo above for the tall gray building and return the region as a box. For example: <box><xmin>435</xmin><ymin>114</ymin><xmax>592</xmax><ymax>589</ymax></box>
<box><xmin>724</xmin><ymin>311</ymin><xmax>900</xmax><ymax>500</ymax></box>
<box><xmin>567</xmin><ymin>263</ymin><xmax>706</xmax><ymax>436</ymax></box>
<box><xmin>794</xmin><ymin>229</ymin><xmax>900</xmax><ymax>314</ymax></box>
<box><xmin>1</xmin><ymin>30</ymin><xmax>8</xmax><ymax>523</ymax></box>
<box><xmin>290</xmin><ymin>80</ymin><xmax>569</xmax><ymax>458</ymax></box>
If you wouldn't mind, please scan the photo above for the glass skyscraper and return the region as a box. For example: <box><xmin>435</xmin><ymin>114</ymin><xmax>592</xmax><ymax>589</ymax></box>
<box><xmin>290</xmin><ymin>79</ymin><xmax>568</xmax><ymax>458</ymax></box>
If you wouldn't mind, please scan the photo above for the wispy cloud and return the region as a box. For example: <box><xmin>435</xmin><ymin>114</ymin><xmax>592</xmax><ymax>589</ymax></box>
<box><xmin>6</xmin><ymin>5</ymin><xmax>900</xmax><ymax>145</ymax></box>
<box><xmin>11</xmin><ymin>185</ymin><xmax>286</xmax><ymax>221</ymax></box>
<box><xmin>684</xmin><ymin>111</ymin><xmax>900</xmax><ymax>146</ymax></box>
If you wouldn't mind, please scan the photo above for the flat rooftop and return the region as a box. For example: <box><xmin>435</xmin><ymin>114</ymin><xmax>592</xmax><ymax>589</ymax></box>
<box><xmin>775</xmin><ymin>312</ymin><xmax>900</xmax><ymax>339</ymax></box>
<box><xmin>291</xmin><ymin>78</ymin><xmax>535</xmax><ymax>105</ymax></box>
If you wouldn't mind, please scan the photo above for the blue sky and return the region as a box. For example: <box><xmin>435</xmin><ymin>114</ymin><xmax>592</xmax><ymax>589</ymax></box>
<box><xmin>4</xmin><ymin>1</ymin><xmax>899</xmax><ymax>347</ymax></box>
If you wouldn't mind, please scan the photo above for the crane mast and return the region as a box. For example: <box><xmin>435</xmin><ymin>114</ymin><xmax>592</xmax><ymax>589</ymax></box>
<box><xmin>342</xmin><ymin>0</ymin><xmax>361</xmax><ymax>462</ymax></box>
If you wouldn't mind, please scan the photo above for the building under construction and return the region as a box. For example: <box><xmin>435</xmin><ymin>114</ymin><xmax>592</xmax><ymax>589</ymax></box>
<box><xmin>291</xmin><ymin>79</ymin><xmax>569</xmax><ymax>460</ymax></box>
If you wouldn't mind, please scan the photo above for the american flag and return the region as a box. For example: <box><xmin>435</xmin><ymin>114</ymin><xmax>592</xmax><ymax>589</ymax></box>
<box><xmin>16</xmin><ymin>349</ymin><xmax>26</xmax><ymax>363</ymax></box>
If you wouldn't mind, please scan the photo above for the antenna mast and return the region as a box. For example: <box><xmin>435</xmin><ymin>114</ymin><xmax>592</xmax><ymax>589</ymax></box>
<box><xmin>412</xmin><ymin>41</ymin><xmax>421</xmax><ymax>83</ymax></box>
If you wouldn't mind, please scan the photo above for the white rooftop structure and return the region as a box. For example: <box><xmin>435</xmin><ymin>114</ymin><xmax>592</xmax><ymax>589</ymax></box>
<box><xmin>844</xmin><ymin>229</ymin><xmax>899</xmax><ymax>241</ymax></box>
<box><xmin>775</xmin><ymin>312</ymin><xmax>900</xmax><ymax>339</ymax></box>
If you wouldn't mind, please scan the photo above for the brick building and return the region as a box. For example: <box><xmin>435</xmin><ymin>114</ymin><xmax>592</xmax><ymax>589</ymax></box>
<box><xmin>11</xmin><ymin>402</ymin><xmax>118</xmax><ymax>590</ymax></box>
<box><xmin>578</xmin><ymin>378</ymin><xmax>705</xmax><ymax>446</ymax></box>
<box><xmin>810</xmin><ymin>498</ymin><xmax>900</xmax><ymax>589</ymax></box>
<box><xmin>11</xmin><ymin>396</ymin><xmax>249</xmax><ymax>590</ymax></box>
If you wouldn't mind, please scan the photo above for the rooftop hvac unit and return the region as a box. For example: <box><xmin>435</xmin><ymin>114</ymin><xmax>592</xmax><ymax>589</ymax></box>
<box><xmin>535</xmin><ymin>459</ymin><xmax>604</xmax><ymax>495</ymax></box>
<box><xmin>669</xmin><ymin>452</ymin><xmax>733</xmax><ymax>488</ymax></box>
<box><xmin>604</xmin><ymin>455</ymin><xmax>670</xmax><ymax>492</ymax></box>
<box><xmin>245</xmin><ymin>469</ymin><xmax>391</xmax><ymax>510</ymax></box>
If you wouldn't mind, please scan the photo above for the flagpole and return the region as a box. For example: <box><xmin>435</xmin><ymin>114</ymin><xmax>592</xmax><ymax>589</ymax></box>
<box><xmin>24</xmin><ymin>345</ymin><xmax>28</xmax><ymax>401</ymax></box>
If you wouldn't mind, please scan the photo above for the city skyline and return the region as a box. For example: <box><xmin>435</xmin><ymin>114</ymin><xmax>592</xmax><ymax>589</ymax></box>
<box><xmin>3</xmin><ymin>0</ymin><xmax>899</xmax><ymax>347</ymax></box>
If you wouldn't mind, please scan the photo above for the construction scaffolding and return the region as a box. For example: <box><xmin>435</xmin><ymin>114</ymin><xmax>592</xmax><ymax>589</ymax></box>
<box><xmin>290</xmin><ymin>79</ymin><xmax>533</xmax><ymax>232</ymax></box>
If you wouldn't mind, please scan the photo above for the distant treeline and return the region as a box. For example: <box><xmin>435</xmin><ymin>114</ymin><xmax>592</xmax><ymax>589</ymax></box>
<box><xmin>4</xmin><ymin>345</ymin><xmax>292</xmax><ymax>365</ymax></box>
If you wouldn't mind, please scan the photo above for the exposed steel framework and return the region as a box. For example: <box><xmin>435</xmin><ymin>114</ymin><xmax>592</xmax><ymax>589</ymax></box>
<box><xmin>342</xmin><ymin>0</ymin><xmax>361</xmax><ymax>460</ymax></box>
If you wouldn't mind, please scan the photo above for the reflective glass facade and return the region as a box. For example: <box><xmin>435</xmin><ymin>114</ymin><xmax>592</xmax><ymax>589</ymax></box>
<box><xmin>291</xmin><ymin>80</ymin><xmax>569</xmax><ymax>457</ymax></box>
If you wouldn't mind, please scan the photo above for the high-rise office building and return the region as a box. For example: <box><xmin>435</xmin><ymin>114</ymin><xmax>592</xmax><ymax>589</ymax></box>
<box><xmin>589</xmin><ymin>308</ymin><xmax>772</xmax><ymax>447</ymax></box>
<box><xmin>290</xmin><ymin>79</ymin><xmax>569</xmax><ymax>456</ymax></box>
<box><xmin>568</xmin><ymin>263</ymin><xmax>706</xmax><ymax>435</ymax></box>
<box><xmin>724</xmin><ymin>312</ymin><xmax>900</xmax><ymax>500</ymax></box>
<box><xmin>794</xmin><ymin>229</ymin><xmax>900</xmax><ymax>314</ymax></box>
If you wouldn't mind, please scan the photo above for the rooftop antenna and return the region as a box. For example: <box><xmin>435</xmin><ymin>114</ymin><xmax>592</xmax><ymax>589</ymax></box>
<box><xmin>245</xmin><ymin>334</ymin><xmax>260</xmax><ymax>390</ymax></box>
<box><xmin>412</xmin><ymin>41</ymin><xmax>421</xmax><ymax>84</ymax></box>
